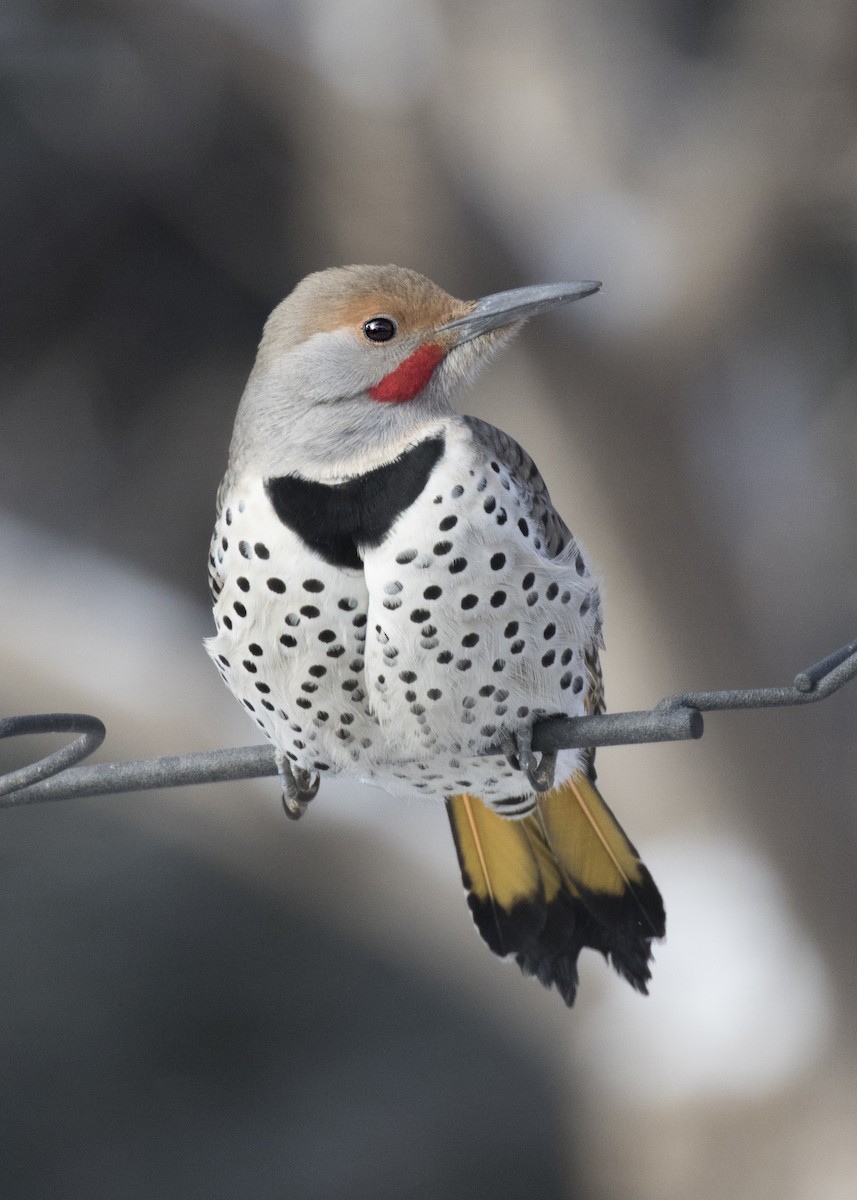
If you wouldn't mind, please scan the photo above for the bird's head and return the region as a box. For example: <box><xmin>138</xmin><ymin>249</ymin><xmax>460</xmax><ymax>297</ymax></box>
<box><xmin>229</xmin><ymin>264</ymin><xmax>600</xmax><ymax>480</ymax></box>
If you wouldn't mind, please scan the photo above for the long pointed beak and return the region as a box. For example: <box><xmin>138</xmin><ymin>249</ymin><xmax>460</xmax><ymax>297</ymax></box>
<box><xmin>439</xmin><ymin>280</ymin><xmax>601</xmax><ymax>343</ymax></box>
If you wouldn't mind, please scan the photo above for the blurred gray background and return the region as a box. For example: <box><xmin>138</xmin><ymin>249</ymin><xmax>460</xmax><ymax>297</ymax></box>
<box><xmin>2</xmin><ymin>1</ymin><xmax>856</xmax><ymax>1197</ymax></box>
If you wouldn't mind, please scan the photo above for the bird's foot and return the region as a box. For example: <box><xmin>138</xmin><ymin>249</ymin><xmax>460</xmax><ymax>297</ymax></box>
<box><xmin>501</xmin><ymin>726</ymin><xmax>557</xmax><ymax>794</ymax></box>
<box><xmin>277</xmin><ymin>756</ymin><xmax>320</xmax><ymax>821</ymax></box>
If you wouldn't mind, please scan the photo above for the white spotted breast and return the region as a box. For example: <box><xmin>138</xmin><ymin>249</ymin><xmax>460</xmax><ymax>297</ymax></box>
<box><xmin>206</xmin><ymin>477</ymin><xmax>379</xmax><ymax>778</ymax></box>
<box><xmin>206</xmin><ymin>417</ymin><xmax>602</xmax><ymax>803</ymax></box>
<box><xmin>360</xmin><ymin>417</ymin><xmax>602</xmax><ymax>790</ymax></box>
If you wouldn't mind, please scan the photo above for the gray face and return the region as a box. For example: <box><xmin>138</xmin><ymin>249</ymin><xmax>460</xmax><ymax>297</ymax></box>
<box><xmin>224</xmin><ymin>263</ymin><xmax>600</xmax><ymax>483</ymax></box>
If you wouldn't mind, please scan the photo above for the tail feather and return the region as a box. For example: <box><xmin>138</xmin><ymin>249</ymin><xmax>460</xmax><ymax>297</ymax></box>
<box><xmin>446</xmin><ymin>793</ymin><xmax>545</xmax><ymax>957</ymax></box>
<box><xmin>446</xmin><ymin>775</ymin><xmax>665</xmax><ymax>1007</ymax></box>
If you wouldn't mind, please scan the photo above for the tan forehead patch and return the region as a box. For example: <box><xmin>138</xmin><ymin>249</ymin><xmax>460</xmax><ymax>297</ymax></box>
<box><xmin>310</xmin><ymin>290</ymin><xmax>471</xmax><ymax>337</ymax></box>
<box><xmin>301</xmin><ymin>266</ymin><xmax>474</xmax><ymax>339</ymax></box>
<box><xmin>260</xmin><ymin>265</ymin><xmax>476</xmax><ymax>357</ymax></box>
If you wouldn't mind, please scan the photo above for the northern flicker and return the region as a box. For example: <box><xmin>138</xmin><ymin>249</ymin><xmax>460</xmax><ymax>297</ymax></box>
<box><xmin>207</xmin><ymin>264</ymin><xmax>665</xmax><ymax>1006</ymax></box>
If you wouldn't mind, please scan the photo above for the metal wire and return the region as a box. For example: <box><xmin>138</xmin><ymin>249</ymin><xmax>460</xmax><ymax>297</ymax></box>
<box><xmin>1</xmin><ymin>638</ymin><xmax>855</xmax><ymax>810</ymax></box>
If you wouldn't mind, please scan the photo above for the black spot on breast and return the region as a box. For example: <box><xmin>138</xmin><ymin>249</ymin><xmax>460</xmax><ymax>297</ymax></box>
<box><xmin>239</xmin><ymin>541</ymin><xmax>252</xmax><ymax>559</ymax></box>
<box><xmin>511</xmin><ymin>640</ymin><xmax>525</xmax><ymax>654</ymax></box>
<box><xmin>449</xmin><ymin>558</ymin><xmax>467</xmax><ymax>574</ymax></box>
<box><xmin>439</xmin><ymin>515</ymin><xmax>458</xmax><ymax>531</ymax></box>
<box><xmin>522</xmin><ymin>572</ymin><xmax>535</xmax><ymax>589</ymax></box>
<box><xmin>248</xmin><ymin>643</ymin><xmax>263</xmax><ymax>656</ymax></box>
<box><xmin>434</xmin><ymin>540</ymin><xmax>452</xmax><ymax>555</ymax></box>
<box><xmin>303</xmin><ymin>579</ymin><xmax>324</xmax><ymax>592</ymax></box>
<box><xmin>300</xmin><ymin>605</ymin><xmax>319</xmax><ymax>618</ymax></box>
<box><xmin>544</xmin><ymin>623</ymin><xmax>556</xmax><ymax>639</ymax></box>
<box><xmin>318</xmin><ymin>629</ymin><xmax>336</xmax><ymax>642</ymax></box>
<box><xmin>423</xmin><ymin>585</ymin><xmax>442</xmax><ymax>600</ymax></box>
<box><xmin>542</xmin><ymin>650</ymin><xmax>556</xmax><ymax>667</ymax></box>
<box><xmin>222</xmin><ymin>616</ymin><xmax>232</xmax><ymax>629</ymax></box>
<box><xmin>490</xmin><ymin>553</ymin><xmax>506</xmax><ymax>570</ymax></box>
<box><xmin>575</xmin><ymin>553</ymin><xmax>586</xmax><ymax>575</ymax></box>
<box><xmin>267</xmin><ymin>578</ymin><xmax>286</xmax><ymax>593</ymax></box>
<box><xmin>462</xmin><ymin>633</ymin><xmax>479</xmax><ymax>647</ymax></box>
<box><xmin>266</xmin><ymin>436</ymin><xmax>444</xmax><ymax>569</ymax></box>
<box><xmin>461</xmin><ymin>594</ymin><xmax>478</xmax><ymax>609</ymax></box>
<box><xmin>495</xmin><ymin>509</ymin><xmax>507</xmax><ymax>525</ymax></box>
<box><xmin>546</xmin><ymin>582</ymin><xmax>559</xmax><ymax>600</ymax></box>
<box><xmin>504</xmin><ymin>621</ymin><xmax>519</xmax><ymax>638</ymax></box>
<box><xmin>451</xmin><ymin>484</ymin><xmax>464</xmax><ymax>498</ymax></box>
<box><xmin>490</xmin><ymin>590</ymin><xmax>506</xmax><ymax>607</ymax></box>
<box><xmin>233</xmin><ymin>601</ymin><xmax>246</xmax><ymax>617</ymax></box>
<box><xmin>437</xmin><ymin>650</ymin><xmax>453</xmax><ymax>664</ymax></box>
<box><xmin>237</xmin><ymin>577</ymin><xmax>250</xmax><ymax>592</ymax></box>
<box><xmin>518</xmin><ymin>518</ymin><xmax>529</xmax><ymax>537</ymax></box>
<box><xmin>411</xmin><ymin>608</ymin><xmax>430</xmax><ymax>623</ymax></box>
<box><xmin>483</xmin><ymin>496</ymin><xmax>496</xmax><ymax>514</ymax></box>
<box><xmin>254</xmin><ymin>543</ymin><xmax>270</xmax><ymax>559</ymax></box>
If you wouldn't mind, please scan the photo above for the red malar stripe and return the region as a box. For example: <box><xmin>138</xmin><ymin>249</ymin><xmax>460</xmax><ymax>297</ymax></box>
<box><xmin>369</xmin><ymin>342</ymin><xmax>445</xmax><ymax>403</ymax></box>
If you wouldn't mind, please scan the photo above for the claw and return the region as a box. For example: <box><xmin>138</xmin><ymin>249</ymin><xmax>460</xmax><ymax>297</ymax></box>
<box><xmin>501</xmin><ymin>728</ymin><xmax>557</xmax><ymax>794</ymax></box>
<box><xmin>277</xmin><ymin>756</ymin><xmax>320</xmax><ymax>821</ymax></box>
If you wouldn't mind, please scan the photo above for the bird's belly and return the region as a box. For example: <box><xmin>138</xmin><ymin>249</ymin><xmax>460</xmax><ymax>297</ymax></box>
<box><xmin>207</xmin><ymin>462</ymin><xmax>599</xmax><ymax>802</ymax></box>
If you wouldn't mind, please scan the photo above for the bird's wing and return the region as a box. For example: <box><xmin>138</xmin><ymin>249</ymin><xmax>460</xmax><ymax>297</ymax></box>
<box><xmin>464</xmin><ymin>413</ymin><xmax>606</xmax><ymax>773</ymax></box>
<box><xmin>463</xmin><ymin>414</ymin><xmax>573</xmax><ymax>559</ymax></box>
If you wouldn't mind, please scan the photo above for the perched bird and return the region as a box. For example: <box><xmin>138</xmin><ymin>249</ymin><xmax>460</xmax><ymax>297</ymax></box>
<box><xmin>207</xmin><ymin>264</ymin><xmax>665</xmax><ymax>1006</ymax></box>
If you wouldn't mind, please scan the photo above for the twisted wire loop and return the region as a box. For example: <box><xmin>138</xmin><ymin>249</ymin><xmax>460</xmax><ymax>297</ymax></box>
<box><xmin>1</xmin><ymin>639</ymin><xmax>856</xmax><ymax>811</ymax></box>
<box><xmin>0</xmin><ymin>714</ymin><xmax>106</xmax><ymax>800</ymax></box>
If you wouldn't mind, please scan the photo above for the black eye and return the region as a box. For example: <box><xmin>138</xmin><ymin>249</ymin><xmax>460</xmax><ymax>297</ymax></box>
<box><xmin>362</xmin><ymin>316</ymin><xmax>397</xmax><ymax>343</ymax></box>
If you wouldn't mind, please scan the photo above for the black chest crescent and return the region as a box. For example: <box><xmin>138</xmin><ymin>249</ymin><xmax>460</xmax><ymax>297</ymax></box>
<box><xmin>265</xmin><ymin>435</ymin><xmax>445</xmax><ymax>569</ymax></box>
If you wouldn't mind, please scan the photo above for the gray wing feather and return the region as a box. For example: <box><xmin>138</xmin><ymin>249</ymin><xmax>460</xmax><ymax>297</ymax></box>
<box><xmin>464</xmin><ymin>416</ymin><xmax>606</xmax><ymax>778</ymax></box>
<box><xmin>463</xmin><ymin>415</ymin><xmax>574</xmax><ymax>559</ymax></box>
